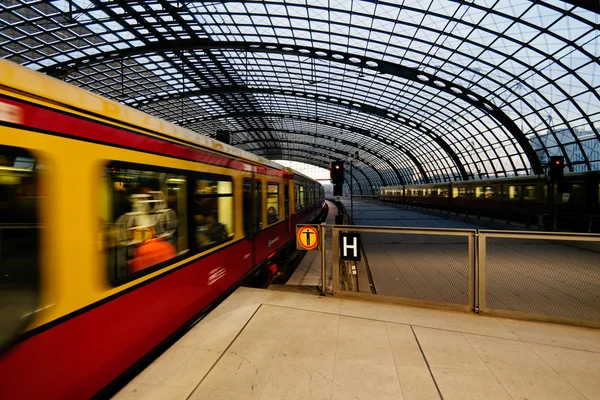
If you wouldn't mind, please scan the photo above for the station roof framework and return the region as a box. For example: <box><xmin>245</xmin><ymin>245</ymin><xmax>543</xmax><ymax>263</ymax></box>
<box><xmin>1</xmin><ymin>0</ymin><xmax>599</xmax><ymax>193</ymax></box>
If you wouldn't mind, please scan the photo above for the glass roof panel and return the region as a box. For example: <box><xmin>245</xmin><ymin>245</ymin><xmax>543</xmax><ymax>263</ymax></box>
<box><xmin>1</xmin><ymin>0</ymin><xmax>598</xmax><ymax>191</ymax></box>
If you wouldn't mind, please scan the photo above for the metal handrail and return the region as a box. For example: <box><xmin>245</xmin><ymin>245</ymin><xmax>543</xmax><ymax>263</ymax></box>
<box><xmin>329</xmin><ymin>224</ymin><xmax>600</xmax><ymax>328</ymax></box>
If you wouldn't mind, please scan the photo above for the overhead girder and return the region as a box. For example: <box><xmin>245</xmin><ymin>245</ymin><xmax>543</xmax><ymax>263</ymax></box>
<box><xmin>126</xmin><ymin>86</ymin><xmax>432</xmax><ymax>183</ymax></box>
<box><xmin>257</xmin><ymin>147</ymin><xmax>375</xmax><ymax>194</ymax></box>
<box><xmin>39</xmin><ymin>39</ymin><xmax>542</xmax><ymax>175</ymax></box>
<box><xmin>265</xmin><ymin>154</ymin><xmax>365</xmax><ymax>195</ymax></box>
<box><xmin>134</xmin><ymin>91</ymin><xmax>458</xmax><ymax>182</ymax></box>
<box><xmin>246</xmin><ymin>140</ymin><xmax>385</xmax><ymax>195</ymax></box>
<box><xmin>182</xmin><ymin>111</ymin><xmax>457</xmax><ymax>182</ymax></box>
<box><xmin>234</xmin><ymin>128</ymin><xmax>408</xmax><ymax>186</ymax></box>
<box><xmin>240</xmin><ymin>138</ymin><xmax>384</xmax><ymax>188</ymax></box>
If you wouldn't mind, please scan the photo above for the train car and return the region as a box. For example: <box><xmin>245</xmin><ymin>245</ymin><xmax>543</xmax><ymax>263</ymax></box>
<box><xmin>379</xmin><ymin>172</ymin><xmax>600</xmax><ymax>231</ymax></box>
<box><xmin>404</xmin><ymin>182</ymin><xmax>451</xmax><ymax>210</ymax></box>
<box><xmin>0</xmin><ymin>59</ymin><xmax>324</xmax><ymax>399</ymax></box>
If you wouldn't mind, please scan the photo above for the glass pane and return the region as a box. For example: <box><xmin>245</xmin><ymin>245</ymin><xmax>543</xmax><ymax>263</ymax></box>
<box><xmin>194</xmin><ymin>177</ymin><xmax>233</xmax><ymax>248</ymax></box>
<box><xmin>267</xmin><ymin>183</ymin><xmax>279</xmax><ymax>224</ymax></box>
<box><xmin>523</xmin><ymin>185</ymin><xmax>537</xmax><ymax>201</ymax></box>
<box><xmin>299</xmin><ymin>184</ymin><xmax>305</xmax><ymax>208</ymax></box>
<box><xmin>508</xmin><ymin>185</ymin><xmax>521</xmax><ymax>200</ymax></box>
<box><xmin>104</xmin><ymin>165</ymin><xmax>188</xmax><ymax>282</ymax></box>
<box><xmin>0</xmin><ymin>145</ymin><xmax>40</xmax><ymax>350</ymax></box>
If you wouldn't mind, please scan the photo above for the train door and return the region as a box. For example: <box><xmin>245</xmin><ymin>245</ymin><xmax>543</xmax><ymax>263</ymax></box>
<box><xmin>284</xmin><ymin>183</ymin><xmax>290</xmax><ymax>231</ymax></box>
<box><xmin>243</xmin><ymin>178</ymin><xmax>255</xmax><ymax>271</ymax></box>
<box><xmin>243</xmin><ymin>177</ymin><xmax>263</xmax><ymax>271</ymax></box>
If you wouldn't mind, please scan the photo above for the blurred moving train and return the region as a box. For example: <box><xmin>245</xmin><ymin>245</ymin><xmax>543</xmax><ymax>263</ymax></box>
<box><xmin>380</xmin><ymin>172</ymin><xmax>600</xmax><ymax>232</ymax></box>
<box><xmin>0</xmin><ymin>59</ymin><xmax>325</xmax><ymax>399</ymax></box>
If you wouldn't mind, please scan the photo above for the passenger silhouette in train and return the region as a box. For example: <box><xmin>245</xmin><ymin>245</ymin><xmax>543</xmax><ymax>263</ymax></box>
<box><xmin>267</xmin><ymin>206</ymin><xmax>278</xmax><ymax>223</ymax></box>
<box><xmin>205</xmin><ymin>213</ymin><xmax>228</xmax><ymax>243</ymax></box>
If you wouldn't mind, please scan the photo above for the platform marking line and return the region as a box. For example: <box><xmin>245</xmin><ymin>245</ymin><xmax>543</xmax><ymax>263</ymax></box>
<box><xmin>186</xmin><ymin>304</ymin><xmax>264</xmax><ymax>399</ymax></box>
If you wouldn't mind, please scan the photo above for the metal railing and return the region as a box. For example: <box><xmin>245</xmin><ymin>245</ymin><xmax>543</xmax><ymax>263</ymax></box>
<box><xmin>331</xmin><ymin>225</ymin><xmax>475</xmax><ymax>313</ymax></box>
<box><xmin>328</xmin><ymin>225</ymin><xmax>600</xmax><ymax>328</ymax></box>
<box><xmin>478</xmin><ymin>230</ymin><xmax>600</xmax><ymax>328</ymax></box>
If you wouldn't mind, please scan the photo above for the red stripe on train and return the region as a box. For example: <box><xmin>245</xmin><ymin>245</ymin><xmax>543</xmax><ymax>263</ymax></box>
<box><xmin>0</xmin><ymin>97</ymin><xmax>286</xmax><ymax>178</ymax></box>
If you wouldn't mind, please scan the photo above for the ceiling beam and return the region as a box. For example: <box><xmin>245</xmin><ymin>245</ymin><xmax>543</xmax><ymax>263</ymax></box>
<box><xmin>233</xmin><ymin>129</ymin><xmax>410</xmax><ymax>185</ymax></box>
<box><xmin>39</xmin><ymin>39</ymin><xmax>541</xmax><ymax>175</ymax></box>
<box><xmin>186</xmin><ymin>112</ymin><xmax>460</xmax><ymax>182</ymax></box>
<box><xmin>249</xmin><ymin>145</ymin><xmax>378</xmax><ymax>193</ymax></box>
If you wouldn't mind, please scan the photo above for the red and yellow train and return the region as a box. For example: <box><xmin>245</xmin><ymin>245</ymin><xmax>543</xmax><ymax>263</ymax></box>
<box><xmin>0</xmin><ymin>59</ymin><xmax>324</xmax><ymax>399</ymax></box>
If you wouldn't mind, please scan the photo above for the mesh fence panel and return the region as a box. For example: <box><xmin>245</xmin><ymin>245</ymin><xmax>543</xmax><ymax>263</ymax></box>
<box><xmin>485</xmin><ymin>237</ymin><xmax>600</xmax><ymax>321</ymax></box>
<box><xmin>350</xmin><ymin>231</ymin><xmax>470</xmax><ymax>305</ymax></box>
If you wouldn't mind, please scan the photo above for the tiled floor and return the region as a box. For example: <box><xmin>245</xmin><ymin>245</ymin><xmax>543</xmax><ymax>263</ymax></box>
<box><xmin>115</xmin><ymin>287</ymin><xmax>600</xmax><ymax>400</ymax></box>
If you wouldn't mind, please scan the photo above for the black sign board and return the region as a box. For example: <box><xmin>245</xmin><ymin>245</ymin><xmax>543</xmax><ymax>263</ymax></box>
<box><xmin>339</xmin><ymin>232</ymin><xmax>361</xmax><ymax>261</ymax></box>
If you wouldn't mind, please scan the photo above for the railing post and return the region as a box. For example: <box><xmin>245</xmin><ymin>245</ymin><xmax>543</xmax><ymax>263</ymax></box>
<box><xmin>320</xmin><ymin>222</ymin><xmax>327</xmax><ymax>296</ymax></box>
<box><xmin>477</xmin><ymin>233</ymin><xmax>487</xmax><ymax>314</ymax></box>
<box><xmin>470</xmin><ymin>230</ymin><xmax>477</xmax><ymax>313</ymax></box>
<box><xmin>331</xmin><ymin>226</ymin><xmax>340</xmax><ymax>295</ymax></box>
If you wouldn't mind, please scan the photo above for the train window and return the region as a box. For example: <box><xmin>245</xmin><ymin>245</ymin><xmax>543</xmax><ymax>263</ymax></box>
<box><xmin>295</xmin><ymin>183</ymin><xmax>305</xmax><ymax>210</ymax></box>
<box><xmin>568</xmin><ymin>184</ymin><xmax>584</xmax><ymax>205</ymax></box>
<box><xmin>194</xmin><ymin>176</ymin><xmax>234</xmax><ymax>249</ymax></box>
<box><xmin>523</xmin><ymin>185</ymin><xmax>537</xmax><ymax>201</ymax></box>
<box><xmin>103</xmin><ymin>164</ymin><xmax>189</xmax><ymax>283</ymax></box>
<box><xmin>476</xmin><ymin>186</ymin><xmax>494</xmax><ymax>200</ymax></box>
<box><xmin>0</xmin><ymin>145</ymin><xmax>41</xmax><ymax>350</ymax></box>
<box><xmin>453</xmin><ymin>187</ymin><xmax>467</xmax><ymax>198</ymax></box>
<box><xmin>507</xmin><ymin>185</ymin><xmax>521</xmax><ymax>200</ymax></box>
<box><xmin>303</xmin><ymin>185</ymin><xmax>308</xmax><ymax>207</ymax></box>
<box><xmin>267</xmin><ymin>183</ymin><xmax>279</xmax><ymax>224</ymax></box>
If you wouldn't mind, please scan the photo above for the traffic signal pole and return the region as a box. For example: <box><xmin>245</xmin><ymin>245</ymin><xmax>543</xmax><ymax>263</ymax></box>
<box><xmin>350</xmin><ymin>160</ymin><xmax>353</xmax><ymax>223</ymax></box>
<box><xmin>349</xmin><ymin>151</ymin><xmax>359</xmax><ymax>223</ymax></box>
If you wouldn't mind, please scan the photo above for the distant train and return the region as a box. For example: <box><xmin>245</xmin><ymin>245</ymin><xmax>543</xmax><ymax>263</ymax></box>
<box><xmin>0</xmin><ymin>59</ymin><xmax>324</xmax><ymax>399</ymax></box>
<box><xmin>380</xmin><ymin>172</ymin><xmax>600</xmax><ymax>232</ymax></box>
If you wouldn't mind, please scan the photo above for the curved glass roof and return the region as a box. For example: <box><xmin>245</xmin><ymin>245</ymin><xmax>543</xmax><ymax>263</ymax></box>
<box><xmin>1</xmin><ymin>0</ymin><xmax>599</xmax><ymax>192</ymax></box>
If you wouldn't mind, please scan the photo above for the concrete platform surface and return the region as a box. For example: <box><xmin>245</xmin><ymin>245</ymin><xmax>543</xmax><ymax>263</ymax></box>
<box><xmin>115</xmin><ymin>287</ymin><xmax>600</xmax><ymax>400</ymax></box>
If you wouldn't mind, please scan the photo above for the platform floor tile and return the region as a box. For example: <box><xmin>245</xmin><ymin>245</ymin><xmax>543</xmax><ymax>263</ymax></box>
<box><xmin>115</xmin><ymin>287</ymin><xmax>600</xmax><ymax>400</ymax></box>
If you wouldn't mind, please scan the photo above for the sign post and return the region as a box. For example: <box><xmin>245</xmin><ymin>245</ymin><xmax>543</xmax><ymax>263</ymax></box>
<box><xmin>319</xmin><ymin>223</ymin><xmax>326</xmax><ymax>296</ymax></box>
<box><xmin>296</xmin><ymin>224</ymin><xmax>327</xmax><ymax>296</ymax></box>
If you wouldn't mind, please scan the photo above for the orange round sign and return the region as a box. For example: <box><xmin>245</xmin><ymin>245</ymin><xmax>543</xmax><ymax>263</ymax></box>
<box><xmin>297</xmin><ymin>226</ymin><xmax>319</xmax><ymax>250</ymax></box>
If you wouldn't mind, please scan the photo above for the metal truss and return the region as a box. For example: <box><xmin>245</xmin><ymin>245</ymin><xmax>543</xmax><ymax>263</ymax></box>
<box><xmin>2</xmin><ymin>0</ymin><xmax>598</xmax><ymax>189</ymax></box>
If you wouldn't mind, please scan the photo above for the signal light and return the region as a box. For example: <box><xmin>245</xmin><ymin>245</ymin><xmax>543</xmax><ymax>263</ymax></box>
<box><xmin>549</xmin><ymin>155</ymin><xmax>564</xmax><ymax>181</ymax></box>
<box><xmin>330</xmin><ymin>161</ymin><xmax>344</xmax><ymax>184</ymax></box>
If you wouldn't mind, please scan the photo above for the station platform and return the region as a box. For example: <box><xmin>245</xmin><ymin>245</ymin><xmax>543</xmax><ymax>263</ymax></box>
<box><xmin>115</xmin><ymin>286</ymin><xmax>600</xmax><ymax>400</ymax></box>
